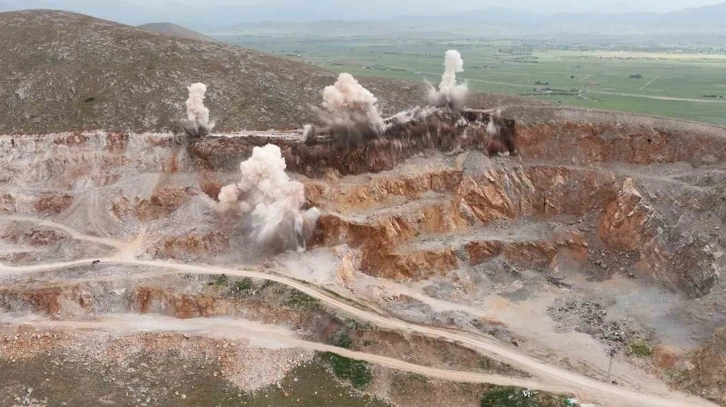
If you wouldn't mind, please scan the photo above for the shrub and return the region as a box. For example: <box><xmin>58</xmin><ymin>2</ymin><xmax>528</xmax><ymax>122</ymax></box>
<box><xmin>629</xmin><ymin>340</ymin><xmax>653</xmax><ymax>357</ymax></box>
<box><xmin>213</xmin><ymin>274</ymin><xmax>228</xmax><ymax>287</ymax></box>
<box><xmin>480</xmin><ymin>387</ymin><xmax>540</xmax><ymax>406</ymax></box>
<box><xmin>333</xmin><ymin>332</ymin><xmax>352</xmax><ymax>349</ymax></box>
<box><xmin>479</xmin><ymin>387</ymin><xmax>568</xmax><ymax>407</ymax></box>
<box><xmin>234</xmin><ymin>278</ymin><xmax>253</xmax><ymax>292</ymax></box>
<box><xmin>325</xmin><ymin>353</ymin><xmax>372</xmax><ymax>389</ymax></box>
<box><xmin>287</xmin><ymin>290</ymin><xmax>319</xmax><ymax>309</ymax></box>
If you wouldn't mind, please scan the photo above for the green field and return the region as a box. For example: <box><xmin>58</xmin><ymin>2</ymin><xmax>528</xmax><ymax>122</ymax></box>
<box><xmin>219</xmin><ymin>37</ymin><xmax>726</xmax><ymax>126</ymax></box>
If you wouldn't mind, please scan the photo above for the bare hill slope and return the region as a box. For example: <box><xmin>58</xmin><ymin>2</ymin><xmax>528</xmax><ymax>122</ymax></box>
<box><xmin>137</xmin><ymin>22</ymin><xmax>215</xmax><ymax>42</ymax></box>
<box><xmin>0</xmin><ymin>10</ymin><xmax>426</xmax><ymax>134</ymax></box>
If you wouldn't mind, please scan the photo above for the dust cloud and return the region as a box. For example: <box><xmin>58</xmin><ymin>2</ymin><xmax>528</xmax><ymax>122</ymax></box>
<box><xmin>427</xmin><ymin>50</ymin><xmax>468</xmax><ymax>110</ymax></box>
<box><xmin>217</xmin><ymin>144</ymin><xmax>320</xmax><ymax>252</ymax></box>
<box><xmin>314</xmin><ymin>73</ymin><xmax>384</xmax><ymax>145</ymax></box>
<box><xmin>180</xmin><ymin>83</ymin><xmax>215</xmax><ymax>137</ymax></box>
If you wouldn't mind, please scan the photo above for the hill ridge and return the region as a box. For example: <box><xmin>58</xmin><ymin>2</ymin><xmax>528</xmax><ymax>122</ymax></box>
<box><xmin>0</xmin><ymin>9</ymin><xmax>426</xmax><ymax>134</ymax></box>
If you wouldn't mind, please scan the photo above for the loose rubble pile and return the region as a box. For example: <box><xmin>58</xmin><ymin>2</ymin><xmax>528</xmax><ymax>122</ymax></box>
<box><xmin>548</xmin><ymin>297</ymin><xmax>651</xmax><ymax>353</ymax></box>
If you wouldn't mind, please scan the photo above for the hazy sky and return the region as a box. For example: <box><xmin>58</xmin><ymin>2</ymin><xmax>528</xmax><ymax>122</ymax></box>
<box><xmin>127</xmin><ymin>0</ymin><xmax>722</xmax><ymax>14</ymax></box>
<box><xmin>2</xmin><ymin>0</ymin><xmax>723</xmax><ymax>16</ymax></box>
<box><xmin>1</xmin><ymin>0</ymin><xmax>724</xmax><ymax>28</ymax></box>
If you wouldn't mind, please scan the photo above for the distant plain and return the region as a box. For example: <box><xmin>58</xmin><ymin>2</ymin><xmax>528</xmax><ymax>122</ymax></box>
<box><xmin>218</xmin><ymin>36</ymin><xmax>726</xmax><ymax>126</ymax></box>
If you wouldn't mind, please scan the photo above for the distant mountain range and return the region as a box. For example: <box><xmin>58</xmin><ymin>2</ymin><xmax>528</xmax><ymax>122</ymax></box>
<box><xmin>213</xmin><ymin>3</ymin><xmax>726</xmax><ymax>39</ymax></box>
<box><xmin>1</xmin><ymin>0</ymin><xmax>725</xmax><ymax>39</ymax></box>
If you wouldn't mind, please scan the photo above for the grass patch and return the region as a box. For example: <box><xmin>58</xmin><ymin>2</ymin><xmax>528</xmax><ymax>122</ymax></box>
<box><xmin>480</xmin><ymin>387</ymin><xmax>569</xmax><ymax>407</ymax></box>
<box><xmin>233</xmin><ymin>277</ymin><xmax>253</xmax><ymax>292</ymax></box>
<box><xmin>286</xmin><ymin>289</ymin><xmax>320</xmax><ymax>309</ymax></box>
<box><xmin>479</xmin><ymin>357</ymin><xmax>492</xmax><ymax>370</ymax></box>
<box><xmin>211</xmin><ymin>274</ymin><xmax>228</xmax><ymax>287</ymax></box>
<box><xmin>666</xmin><ymin>367</ymin><xmax>688</xmax><ymax>382</ymax></box>
<box><xmin>332</xmin><ymin>332</ymin><xmax>352</xmax><ymax>349</ymax></box>
<box><xmin>629</xmin><ymin>340</ymin><xmax>653</xmax><ymax>357</ymax></box>
<box><xmin>407</xmin><ymin>373</ymin><xmax>429</xmax><ymax>383</ymax></box>
<box><xmin>0</xmin><ymin>350</ymin><xmax>389</xmax><ymax>407</ymax></box>
<box><xmin>324</xmin><ymin>353</ymin><xmax>372</xmax><ymax>389</ymax></box>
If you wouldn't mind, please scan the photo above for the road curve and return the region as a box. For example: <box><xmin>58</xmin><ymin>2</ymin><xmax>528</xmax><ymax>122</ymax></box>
<box><xmin>0</xmin><ymin>314</ymin><xmax>569</xmax><ymax>393</ymax></box>
<box><xmin>0</xmin><ymin>257</ymin><xmax>718</xmax><ymax>407</ymax></box>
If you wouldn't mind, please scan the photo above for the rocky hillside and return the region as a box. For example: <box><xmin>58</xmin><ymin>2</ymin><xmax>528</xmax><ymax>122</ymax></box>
<box><xmin>0</xmin><ymin>10</ymin><xmax>426</xmax><ymax>134</ymax></box>
<box><xmin>137</xmin><ymin>22</ymin><xmax>215</xmax><ymax>42</ymax></box>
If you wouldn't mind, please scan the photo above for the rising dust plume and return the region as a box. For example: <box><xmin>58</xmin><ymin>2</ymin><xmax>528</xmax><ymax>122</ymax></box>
<box><xmin>180</xmin><ymin>82</ymin><xmax>215</xmax><ymax>137</ymax></box>
<box><xmin>427</xmin><ymin>50</ymin><xmax>468</xmax><ymax>110</ymax></box>
<box><xmin>313</xmin><ymin>73</ymin><xmax>384</xmax><ymax>145</ymax></box>
<box><xmin>217</xmin><ymin>144</ymin><xmax>320</xmax><ymax>252</ymax></box>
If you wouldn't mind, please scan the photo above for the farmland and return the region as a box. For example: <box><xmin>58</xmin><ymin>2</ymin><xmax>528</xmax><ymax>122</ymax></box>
<box><xmin>218</xmin><ymin>36</ymin><xmax>726</xmax><ymax>126</ymax></box>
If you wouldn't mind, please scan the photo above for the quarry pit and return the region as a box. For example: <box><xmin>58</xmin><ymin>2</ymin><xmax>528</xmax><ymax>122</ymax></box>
<box><xmin>1</xmin><ymin>104</ymin><xmax>725</xmax><ymax>407</ymax></box>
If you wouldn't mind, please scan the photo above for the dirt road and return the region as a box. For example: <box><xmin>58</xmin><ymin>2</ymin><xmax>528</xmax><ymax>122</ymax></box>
<box><xmin>0</xmin><ymin>314</ymin><xmax>569</xmax><ymax>393</ymax></box>
<box><xmin>0</xmin><ymin>257</ymin><xmax>718</xmax><ymax>407</ymax></box>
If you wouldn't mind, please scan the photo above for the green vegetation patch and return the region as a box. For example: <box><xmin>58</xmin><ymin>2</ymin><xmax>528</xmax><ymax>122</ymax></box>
<box><xmin>0</xmin><ymin>351</ymin><xmax>388</xmax><ymax>407</ymax></box>
<box><xmin>332</xmin><ymin>332</ymin><xmax>353</xmax><ymax>349</ymax></box>
<box><xmin>222</xmin><ymin>36</ymin><xmax>726</xmax><ymax>126</ymax></box>
<box><xmin>233</xmin><ymin>277</ymin><xmax>253</xmax><ymax>292</ymax></box>
<box><xmin>629</xmin><ymin>340</ymin><xmax>653</xmax><ymax>357</ymax></box>
<box><xmin>286</xmin><ymin>289</ymin><xmax>320</xmax><ymax>309</ymax></box>
<box><xmin>480</xmin><ymin>387</ymin><xmax>569</xmax><ymax>407</ymax></box>
<box><xmin>212</xmin><ymin>274</ymin><xmax>229</xmax><ymax>287</ymax></box>
<box><xmin>324</xmin><ymin>353</ymin><xmax>373</xmax><ymax>389</ymax></box>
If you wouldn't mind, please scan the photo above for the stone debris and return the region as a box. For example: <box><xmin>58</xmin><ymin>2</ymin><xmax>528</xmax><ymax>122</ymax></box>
<box><xmin>548</xmin><ymin>296</ymin><xmax>650</xmax><ymax>353</ymax></box>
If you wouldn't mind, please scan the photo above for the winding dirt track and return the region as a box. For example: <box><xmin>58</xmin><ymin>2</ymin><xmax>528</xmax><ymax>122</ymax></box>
<box><xmin>1</xmin><ymin>314</ymin><xmax>568</xmax><ymax>393</ymax></box>
<box><xmin>0</xmin><ymin>256</ymin><xmax>718</xmax><ymax>407</ymax></box>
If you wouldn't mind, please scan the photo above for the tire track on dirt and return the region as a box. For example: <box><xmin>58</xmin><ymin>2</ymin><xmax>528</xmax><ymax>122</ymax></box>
<box><xmin>0</xmin><ymin>257</ymin><xmax>718</xmax><ymax>407</ymax></box>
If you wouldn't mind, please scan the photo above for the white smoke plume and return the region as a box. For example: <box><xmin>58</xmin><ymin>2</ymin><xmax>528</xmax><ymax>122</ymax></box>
<box><xmin>217</xmin><ymin>144</ymin><xmax>320</xmax><ymax>252</ymax></box>
<box><xmin>315</xmin><ymin>73</ymin><xmax>384</xmax><ymax>144</ymax></box>
<box><xmin>180</xmin><ymin>83</ymin><xmax>215</xmax><ymax>137</ymax></box>
<box><xmin>427</xmin><ymin>50</ymin><xmax>468</xmax><ymax>110</ymax></box>
<box><xmin>487</xmin><ymin>109</ymin><xmax>503</xmax><ymax>136</ymax></box>
<box><xmin>386</xmin><ymin>105</ymin><xmax>442</xmax><ymax>128</ymax></box>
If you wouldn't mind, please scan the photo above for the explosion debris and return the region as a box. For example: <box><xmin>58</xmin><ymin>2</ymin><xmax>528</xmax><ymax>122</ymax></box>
<box><xmin>180</xmin><ymin>83</ymin><xmax>215</xmax><ymax>138</ymax></box>
<box><xmin>217</xmin><ymin>144</ymin><xmax>320</xmax><ymax>252</ymax></box>
<box><xmin>427</xmin><ymin>50</ymin><xmax>469</xmax><ymax>111</ymax></box>
<box><xmin>313</xmin><ymin>73</ymin><xmax>384</xmax><ymax>146</ymax></box>
<box><xmin>482</xmin><ymin>109</ymin><xmax>517</xmax><ymax>156</ymax></box>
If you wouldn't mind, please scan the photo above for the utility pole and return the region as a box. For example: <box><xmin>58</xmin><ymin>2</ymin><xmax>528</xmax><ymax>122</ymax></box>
<box><xmin>606</xmin><ymin>349</ymin><xmax>616</xmax><ymax>382</ymax></box>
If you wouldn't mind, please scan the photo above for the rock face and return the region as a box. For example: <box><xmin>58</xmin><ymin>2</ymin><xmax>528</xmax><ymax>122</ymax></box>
<box><xmin>683</xmin><ymin>327</ymin><xmax>726</xmax><ymax>404</ymax></box>
<box><xmin>2</xmin><ymin>105</ymin><xmax>724</xmax><ymax>291</ymax></box>
<box><xmin>598</xmin><ymin>178</ymin><xmax>649</xmax><ymax>252</ymax></box>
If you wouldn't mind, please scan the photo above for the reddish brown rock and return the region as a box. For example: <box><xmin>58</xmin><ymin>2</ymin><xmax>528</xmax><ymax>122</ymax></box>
<box><xmin>151</xmin><ymin>231</ymin><xmax>230</xmax><ymax>260</ymax></box>
<box><xmin>682</xmin><ymin>327</ymin><xmax>726</xmax><ymax>404</ymax></box>
<box><xmin>25</xmin><ymin>229</ymin><xmax>65</xmax><ymax>246</ymax></box>
<box><xmin>135</xmin><ymin>186</ymin><xmax>193</xmax><ymax>221</ymax></box>
<box><xmin>105</xmin><ymin>132</ymin><xmax>129</xmax><ymax>153</ymax></box>
<box><xmin>598</xmin><ymin>177</ymin><xmax>650</xmax><ymax>251</ymax></box>
<box><xmin>0</xmin><ymin>194</ymin><xmax>15</xmax><ymax>214</ymax></box>
<box><xmin>34</xmin><ymin>195</ymin><xmax>73</xmax><ymax>214</ymax></box>
<box><xmin>199</xmin><ymin>180</ymin><xmax>224</xmax><ymax>200</ymax></box>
